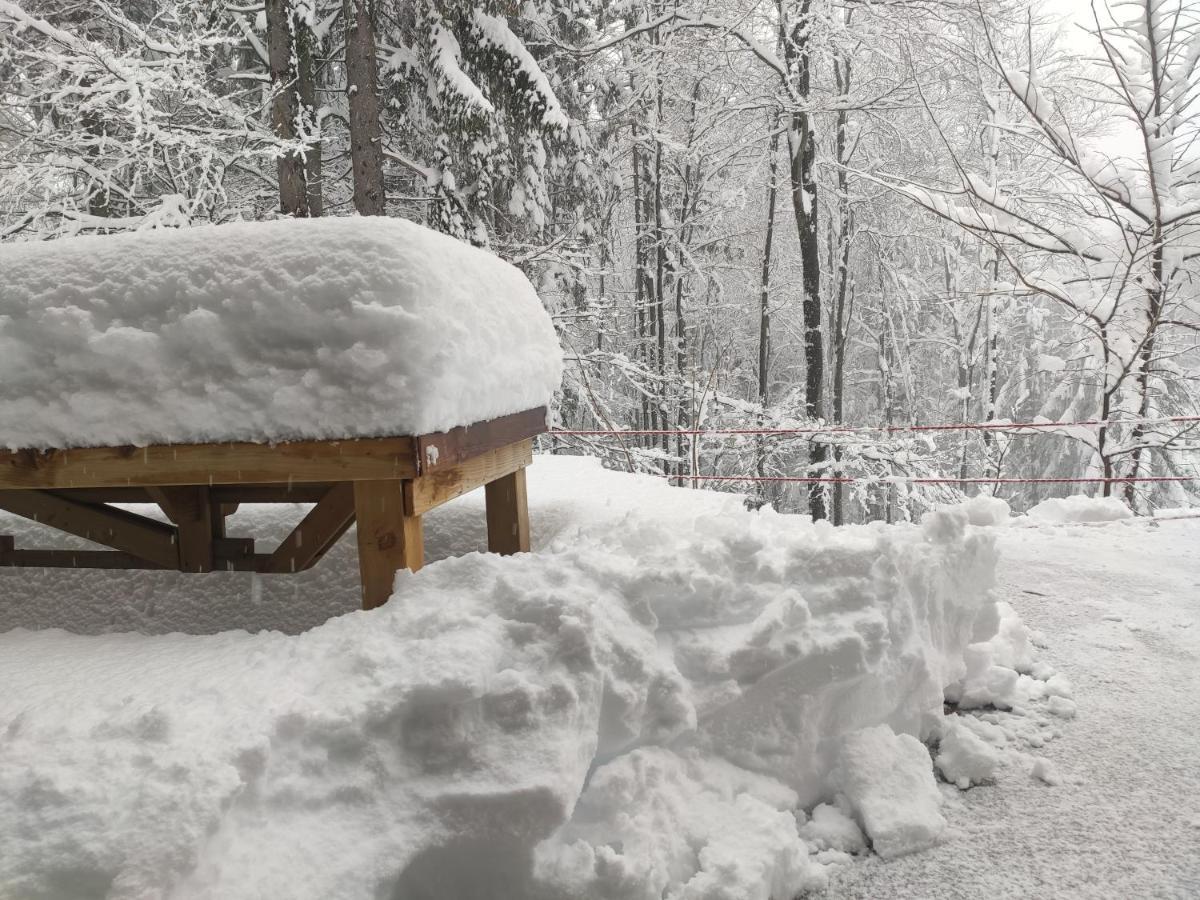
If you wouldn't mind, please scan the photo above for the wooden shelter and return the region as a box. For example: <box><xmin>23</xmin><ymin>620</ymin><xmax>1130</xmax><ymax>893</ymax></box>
<box><xmin>0</xmin><ymin>407</ymin><xmax>545</xmax><ymax>609</ymax></box>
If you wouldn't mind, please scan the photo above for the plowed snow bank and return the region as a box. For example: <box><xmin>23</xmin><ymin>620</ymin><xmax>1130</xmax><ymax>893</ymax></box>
<box><xmin>0</xmin><ymin>457</ymin><xmax>999</xmax><ymax>899</ymax></box>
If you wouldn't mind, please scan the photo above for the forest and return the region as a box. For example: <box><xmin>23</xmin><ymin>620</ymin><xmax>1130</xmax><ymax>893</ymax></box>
<box><xmin>2</xmin><ymin>0</ymin><xmax>1197</xmax><ymax>522</ymax></box>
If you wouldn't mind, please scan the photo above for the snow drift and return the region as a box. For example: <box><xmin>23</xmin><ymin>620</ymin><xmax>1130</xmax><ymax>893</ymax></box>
<box><xmin>1026</xmin><ymin>494</ymin><xmax>1133</xmax><ymax>524</ymax></box>
<box><xmin>0</xmin><ymin>217</ymin><xmax>562</xmax><ymax>449</ymax></box>
<box><xmin>0</xmin><ymin>457</ymin><xmax>999</xmax><ymax>898</ymax></box>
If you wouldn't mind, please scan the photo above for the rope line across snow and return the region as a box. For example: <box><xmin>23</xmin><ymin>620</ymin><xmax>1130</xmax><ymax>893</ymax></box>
<box><xmin>658</xmin><ymin>475</ymin><xmax>1200</xmax><ymax>485</ymax></box>
<box><xmin>550</xmin><ymin>414</ymin><xmax>1200</xmax><ymax>439</ymax></box>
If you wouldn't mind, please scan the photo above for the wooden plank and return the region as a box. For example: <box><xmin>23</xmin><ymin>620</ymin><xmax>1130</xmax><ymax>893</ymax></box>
<box><xmin>0</xmin><ymin>549</ymin><xmax>169</xmax><ymax>570</ymax></box>
<box><xmin>262</xmin><ymin>482</ymin><xmax>356</xmax><ymax>574</ymax></box>
<box><xmin>0</xmin><ymin>436</ymin><xmax>417</xmax><ymax>490</ymax></box>
<box><xmin>46</xmin><ymin>486</ymin><xmax>332</xmax><ymax>505</ymax></box>
<box><xmin>16</xmin><ymin>485</ymin><xmax>327</xmax><ymax>505</ymax></box>
<box><xmin>416</xmin><ymin>407</ymin><xmax>546</xmax><ymax>474</ymax></box>
<box><xmin>354</xmin><ymin>480</ymin><xmax>423</xmax><ymax>610</ymax></box>
<box><xmin>0</xmin><ymin>490</ymin><xmax>179</xmax><ymax>569</ymax></box>
<box><xmin>0</xmin><ymin>537</ymin><xmax>255</xmax><ymax>572</ymax></box>
<box><xmin>404</xmin><ymin>439</ymin><xmax>534</xmax><ymax>517</ymax></box>
<box><xmin>0</xmin><ymin>408</ymin><xmax>545</xmax><ymax>490</ymax></box>
<box><xmin>485</xmin><ymin>467</ymin><xmax>530</xmax><ymax>555</ymax></box>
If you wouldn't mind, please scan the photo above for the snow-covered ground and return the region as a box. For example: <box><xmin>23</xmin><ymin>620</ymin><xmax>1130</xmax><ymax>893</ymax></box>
<box><xmin>0</xmin><ymin>456</ymin><xmax>1196</xmax><ymax>898</ymax></box>
<box><xmin>832</xmin><ymin>511</ymin><xmax>1200</xmax><ymax>899</ymax></box>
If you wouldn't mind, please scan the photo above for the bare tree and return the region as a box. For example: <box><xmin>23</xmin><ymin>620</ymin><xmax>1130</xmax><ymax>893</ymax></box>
<box><xmin>877</xmin><ymin>0</ymin><xmax>1200</xmax><ymax>506</ymax></box>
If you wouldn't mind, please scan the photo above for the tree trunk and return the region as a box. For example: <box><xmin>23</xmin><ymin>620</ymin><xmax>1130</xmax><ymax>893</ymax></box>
<box><xmin>652</xmin><ymin>49</ymin><xmax>668</xmax><ymax>471</ymax></box>
<box><xmin>296</xmin><ymin>20</ymin><xmax>322</xmax><ymax>216</ymax></box>
<box><xmin>344</xmin><ymin>0</ymin><xmax>385</xmax><ymax>215</ymax></box>
<box><xmin>266</xmin><ymin>0</ymin><xmax>308</xmax><ymax>216</ymax></box>
<box><xmin>757</xmin><ymin>123</ymin><xmax>781</xmax><ymax>502</ymax></box>
<box><xmin>675</xmin><ymin>80</ymin><xmax>704</xmax><ymax>482</ymax></box>
<box><xmin>980</xmin><ymin>78</ymin><xmax>1004</xmax><ymax>480</ymax></box>
<box><xmin>1123</xmin><ymin>244</ymin><xmax>1165</xmax><ymax>509</ymax></box>
<box><xmin>631</xmin><ymin>115</ymin><xmax>651</xmax><ymax>440</ymax></box>
<box><xmin>830</xmin><ymin>52</ymin><xmax>853</xmax><ymax>525</ymax></box>
<box><xmin>780</xmin><ymin>0</ymin><xmax>826</xmax><ymax>520</ymax></box>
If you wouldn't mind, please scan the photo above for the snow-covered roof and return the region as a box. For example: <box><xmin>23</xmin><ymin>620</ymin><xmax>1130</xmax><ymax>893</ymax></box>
<box><xmin>0</xmin><ymin>217</ymin><xmax>562</xmax><ymax>449</ymax></box>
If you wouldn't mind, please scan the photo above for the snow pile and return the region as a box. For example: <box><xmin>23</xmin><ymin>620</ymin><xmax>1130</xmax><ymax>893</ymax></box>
<box><xmin>948</xmin><ymin>601</ymin><xmax>1037</xmax><ymax>709</ymax></box>
<box><xmin>939</xmin><ymin>593</ymin><xmax>1080</xmax><ymax>791</ymax></box>
<box><xmin>1026</xmin><ymin>494</ymin><xmax>1133</xmax><ymax>524</ymax></box>
<box><xmin>0</xmin><ymin>457</ymin><xmax>1003</xmax><ymax>898</ymax></box>
<box><xmin>0</xmin><ymin>217</ymin><xmax>562</xmax><ymax>449</ymax></box>
<box><xmin>534</xmin><ymin>748</ymin><xmax>827</xmax><ymax>899</ymax></box>
<box><xmin>956</xmin><ymin>494</ymin><xmax>1012</xmax><ymax>527</ymax></box>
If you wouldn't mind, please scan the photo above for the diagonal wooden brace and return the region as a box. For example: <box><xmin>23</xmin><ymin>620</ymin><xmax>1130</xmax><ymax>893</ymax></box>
<box><xmin>0</xmin><ymin>490</ymin><xmax>180</xmax><ymax>569</ymax></box>
<box><xmin>261</xmin><ymin>482</ymin><xmax>356</xmax><ymax>574</ymax></box>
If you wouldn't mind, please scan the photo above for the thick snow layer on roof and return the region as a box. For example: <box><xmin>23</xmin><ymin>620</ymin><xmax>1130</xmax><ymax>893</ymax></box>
<box><xmin>0</xmin><ymin>457</ymin><xmax>1004</xmax><ymax>898</ymax></box>
<box><xmin>0</xmin><ymin>217</ymin><xmax>562</xmax><ymax>449</ymax></box>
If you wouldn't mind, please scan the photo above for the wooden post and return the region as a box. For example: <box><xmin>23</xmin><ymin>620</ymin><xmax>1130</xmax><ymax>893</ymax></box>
<box><xmin>148</xmin><ymin>486</ymin><xmax>215</xmax><ymax>572</ymax></box>
<box><xmin>485</xmin><ymin>467</ymin><xmax>530</xmax><ymax>555</ymax></box>
<box><xmin>354</xmin><ymin>479</ymin><xmax>423</xmax><ymax>609</ymax></box>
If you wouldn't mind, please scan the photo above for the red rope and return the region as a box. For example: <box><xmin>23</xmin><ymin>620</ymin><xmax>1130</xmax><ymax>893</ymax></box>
<box><xmin>550</xmin><ymin>414</ymin><xmax>1200</xmax><ymax>438</ymax></box>
<box><xmin>662</xmin><ymin>474</ymin><xmax>1198</xmax><ymax>485</ymax></box>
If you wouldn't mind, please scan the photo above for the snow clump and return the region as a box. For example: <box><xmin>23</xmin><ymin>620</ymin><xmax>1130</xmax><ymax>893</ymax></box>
<box><xmin>832</xmin><ymin>725</ymin><xmax>947</xmax><ymax>859</ymax></box>
<box><xmin>798</xmin><ymin>801</ymin><xmax>868</xmax><ymax>856</ymax></box>
<box><xmin>935</xmin><ymin>716</ymin><xmax>1001</xmax><ymax>789</ymax></box>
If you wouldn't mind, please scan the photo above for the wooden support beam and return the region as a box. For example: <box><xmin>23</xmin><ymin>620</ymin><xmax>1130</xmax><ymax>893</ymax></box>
<box><xmin>0</xmin><ymin>436</ymin><xmax>418</xmax><ymax>490</ymax></box>
<box><xmin>214</xmin><ymin>537</ymin><xmax>256</xmax><ymax>569</ymax></box>
<box><xmin>0</xmin><ymin>548</ymin><xmax>169</xmax><ymax>570</ymax></box>
<box><xmin>210</xmin><ymin>485</ymin><xmax>332</xmax><ymax>504</ymax></box>
<box><xmin>26</xmin><ymin>484</ymin><xmax>333</xmax><ymax>505</ymax></box>
<box><xmin>404</xmin><ymin>439</ymin><xmax>533</xmax><ymax>517</ymax></box>
<box><xmin>485</xmin><ymin>468</ymin><xmax>530</xmax><ymax>556</ymax></box>
<box><xmin>37</xmin><ymin>488</ymin><xmax>156</xmax><ymax>504</ymax></box>
<box><xmin>417</xmin><ymin>407</ymin><xmax>545</xmax><ymax>474</ymax></box>
<box><xmin>146</xmin><ymin>486</ymin><xmax>197</xmax><ymax>524</ymax></box>
<box><xmin>262</xmin><ymin>482</ymin><xmax>356</xmax><ymax>574</ymax></box>
<box><xmin>40</xmin><ymin>486</ymin><xmax>331</xmax><ymax>505</ymax></box>
<box><xmin>0</xmin><ymin>490</ymin><xmax>179</xmax><ymax>569</ymax></box>
<box><xmin>148</xmin><ymin>486</ymin><xmax>216</xmax><ymax>572</ymax></box>
<box><xmin>354</xmin><ymin>480</ymin><xmax>422</xmax><ymax>610</ymax></box>
<box><xmin>0</xmin><ymin>534</ymin><xmax>254</xmax><ymax>572</ymax></box>
<box><xmin>0</xmin><ymin>409</ymin><xmax>546</xmax><ymax>492</ymax></box>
